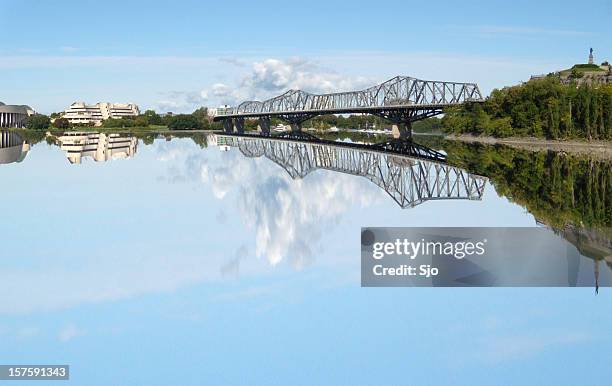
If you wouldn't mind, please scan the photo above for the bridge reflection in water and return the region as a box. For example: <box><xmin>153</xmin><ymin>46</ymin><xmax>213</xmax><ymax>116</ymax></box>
<box><xmin>212</xmin><ymin>133</ymin><xmax>487</xmax><ymax>209</ymax></box>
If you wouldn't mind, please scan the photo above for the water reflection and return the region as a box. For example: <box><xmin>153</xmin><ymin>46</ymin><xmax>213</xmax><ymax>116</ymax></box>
<box><xmin>0</xmin><ymin>130</ymin><xmax>30</xmax><ymax>164</ymax></box>
<box><xmin>56</xmin><ymin>132</ymin><xmax>137</xmax><ymax>164</ymax></box>
<box><xmin>212</xmin><ymin>134</ymin><xmax>487</xmax><ymax>209</ymax></box>
<box><xmin>1</xmin><ymin>129</ymin><xmax>610</xmax><ymax>284</ymax></box>
<box><xmin>0</xmin><ymin>130</ymin><xmax>609</xmax><ymax>385</ymax></box>
<box><xmin>442</xmin><ymin>140</ymin><xmax>612</xmax><ymax>285</ymax></box>
<box><xmin>443</xmin><ymin>141</ymin><xmax>610</xmax><ymax>230</ymax></box>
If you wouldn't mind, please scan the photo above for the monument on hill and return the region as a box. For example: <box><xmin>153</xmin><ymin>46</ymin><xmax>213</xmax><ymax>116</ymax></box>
<box><xmin>588</xmin><ymin>48</ymin><xmax>594</xmax><ymax>64</ymax></box>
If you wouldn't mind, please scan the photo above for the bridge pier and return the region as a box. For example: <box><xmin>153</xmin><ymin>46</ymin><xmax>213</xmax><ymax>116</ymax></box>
<box><xmin>290</xmin><ymin>123</ymin><xmax>302</xmax><ymax>132</ymax></box>
<box><xmin>392</xmin><ymin>122</ymin><xmax>412</xmax><ymax>139</ymax></box>
<box><xmin>234</xmin><ymin>117</ymin><xmax>245</xmax><ymax>134</ymax></box>
<box><xmin>257</xmin><ymin>117</ymin><xmax>271</xmax><ymax>135</ymax></box>
<box><xmin>223</xmin><ymin>119</ymin><xmax>233</xmax><ymax>133</ymax></box>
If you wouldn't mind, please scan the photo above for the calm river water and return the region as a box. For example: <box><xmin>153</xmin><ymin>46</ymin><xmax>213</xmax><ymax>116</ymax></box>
<box><xmin>1</xmin><ymin>130</ymin><xmax>610</xmax><ymax>385</ymax></box>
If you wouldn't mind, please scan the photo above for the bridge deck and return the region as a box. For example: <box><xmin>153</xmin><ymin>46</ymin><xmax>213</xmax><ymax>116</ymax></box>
<box><xmin>213</xmin><ymin>103</ymin><xmax>458</xmax><ymax>121</ymax></box>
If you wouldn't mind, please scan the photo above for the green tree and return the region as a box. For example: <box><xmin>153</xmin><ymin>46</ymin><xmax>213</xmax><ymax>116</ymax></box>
<box><xmin>143</xmin><ymin>109</ymin><xmax>163</xmax><ymax>125</ymax></box>
<box><xmin>167</xmin><ymin>114</ymin><xmax>202</xmax><ymax>130</ymax></box>
<box><xmin>441</xmin><ymin>77</ymin><xmax>612</xmax><ymax>140</ymax></box>
<box><xmin>26</xmin><ymin>114</ymin><xmax>51</xmax><ymax>130</ymax></box>
<box><xmin>103</xmin><ymin>118</ymin><xmax>135</xmax><ymax>128</ymax></box>
<box><xmin>490</xmin><ymin>117</ymin><xmax>513</xmax><ymax>137</ymax></box>
<box><xmin>134</xmin><ymin>115</ymin><xmax>150</xmax><ymax>127</ymax></box>
<box><xmin>192</xmin><ymin>107</ymin><xmax>210</xmax><ymax>129</ymax></box>
<box><xmin>53</xmin><ymin>117</ymin><xmax>71</xmax><ymax>129</ymax></box>
<box><xmin>570</xmin><ymin>68</ymin><xmax>584</xmax><ymax>79</ymax></box>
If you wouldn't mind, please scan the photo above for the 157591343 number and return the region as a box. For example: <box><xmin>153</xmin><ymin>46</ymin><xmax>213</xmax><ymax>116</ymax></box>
<box><xmin>0</xmin><ymin>365</ymin><xmax>69</xmax><ymax>380</ymax></box>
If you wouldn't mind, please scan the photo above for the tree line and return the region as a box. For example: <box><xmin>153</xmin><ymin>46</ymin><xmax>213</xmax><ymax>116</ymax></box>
<box><xmin>24</xmin><ymin>106</ymin><xmax>443</xmax><ymax>133</ymax></box>
<box><xmin>25</xmin><ymin>107</ymin><xmax>222</xmax><ymax>130</ymax></box>
<box><xmin>100</xmin><ymin>108</ymin><xmax>221</xmax><ymax>130</ymax></box>
<box><xmin>442</xmin><ymin>76</ymin><xmax>612</xmax><ymax>139</ymax></box>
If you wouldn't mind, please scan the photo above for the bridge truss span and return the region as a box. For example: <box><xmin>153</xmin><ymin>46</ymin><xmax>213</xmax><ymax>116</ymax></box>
<box><xmin>234</xmin><ymin>76</ymin><xmax>482</xmax><ymax>115</ymax></box>
<box><xmin>213</xmin><ymin>75</ymin><xmax>484</xmax><ymax>138</ymax></box>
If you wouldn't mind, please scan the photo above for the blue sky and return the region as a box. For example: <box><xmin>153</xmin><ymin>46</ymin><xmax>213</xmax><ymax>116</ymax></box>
<box><xmin>1</xmin><ymin>0</ymin><xmax>610</xmax><ymax>114</ymax></box>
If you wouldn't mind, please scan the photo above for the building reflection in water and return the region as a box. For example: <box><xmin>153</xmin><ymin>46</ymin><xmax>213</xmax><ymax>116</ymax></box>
<box><xmin>0</xmin><ymin>130</ymin><xmax>30</xmax><ymax>164</ymax></box>
<box><xmin>57</xmin><ymin>132</ymin><xmax>137</xmax><ymax>164</ymax></box>
<box><xmin>211</xmin><ymin>134</ymin><xmax>487</xmax><ymax>209</ymax></box>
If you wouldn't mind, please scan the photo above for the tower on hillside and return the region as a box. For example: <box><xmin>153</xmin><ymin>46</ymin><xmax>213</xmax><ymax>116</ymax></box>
<box><xmin>588</xmin><ymin>48</ymin><xmax>594</xmax><ymax>64</ymax></box>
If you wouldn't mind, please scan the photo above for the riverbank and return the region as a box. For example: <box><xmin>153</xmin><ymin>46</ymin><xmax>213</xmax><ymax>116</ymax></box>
<box><xmin>447</xmin><ymin>134</ymin><xmax>612</xmax><ymax>158</ymax></box>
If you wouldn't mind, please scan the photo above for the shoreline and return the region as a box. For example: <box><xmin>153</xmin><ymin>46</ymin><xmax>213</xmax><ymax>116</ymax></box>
<box><xmin>446</xmin><ymin>134</ymin><xmax>612</xmax><ymax>158</ymax></box>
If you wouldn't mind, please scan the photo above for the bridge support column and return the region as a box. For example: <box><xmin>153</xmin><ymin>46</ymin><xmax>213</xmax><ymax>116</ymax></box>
<box><xmin>290</xmin><ymin>122</ymin><xmax>301</xmax><ymax>132</ymax></box>
<box><xmin>258</xmin><ymin>117</ymin><xmax>271</xmax><ymax>135</ymax></box>
<box><xmin>234</xmin><ymin>118</ymin><xmax>244</xmax><ymax>134</ymax></box>
<box><xmin>223</xmin><ymin>119</ymin><xmax>233</xmax><ymax>133</ymax></box>
<box><xmin>392</xmin><ymin>122</ymin><xmax>412</xmax><ymax>139</ymax></box>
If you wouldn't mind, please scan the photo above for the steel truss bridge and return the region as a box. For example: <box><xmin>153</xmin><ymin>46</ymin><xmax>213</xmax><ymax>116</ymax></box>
<box><xmin>214</xmin><ymin>133</ymin><xmax>487</xmax><ymax>208</ymax></box>
<box><xmin>213</xmin><ymin>76</ymin><xmax>483</xmax><ymax>138</ymax></box>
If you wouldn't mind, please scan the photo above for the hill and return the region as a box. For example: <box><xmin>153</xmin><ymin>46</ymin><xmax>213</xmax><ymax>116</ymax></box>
<box><xmin>441</xmin><ymin>76</ymin><xmax>612</xmax><ymax>140</ymax></box>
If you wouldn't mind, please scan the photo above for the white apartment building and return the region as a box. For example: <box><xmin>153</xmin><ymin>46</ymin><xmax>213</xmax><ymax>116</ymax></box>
<box><xmin>208</xmin><ymin>105</ymin><xmax>233</xmax><ymax>117</ymax></box>
<box><xmin>56</xmin><ymin>132</ymin><xmax>137</xmax><ymax>164</ymax></box>
<box><xmin>62</xmin><ymin>102</ymin><xmax>140</xmax><ymax>126</ymax></box>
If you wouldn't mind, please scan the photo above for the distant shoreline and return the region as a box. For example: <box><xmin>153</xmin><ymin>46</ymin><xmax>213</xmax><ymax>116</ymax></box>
<box><xmin>446</xmin><ymin>134</ymin><xmax>612</xmax><ymax>158</ymax></box>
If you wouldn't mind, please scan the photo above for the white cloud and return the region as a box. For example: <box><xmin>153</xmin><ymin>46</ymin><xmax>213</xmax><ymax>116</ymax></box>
<box><xmin>244</xmin><ymin>57</ymin><xmax>370</xmax><ymax>94</ymax></box>
<box><xmin>197</xmin><ymin>143</ymin><xmax>382</xmax><ymax>267</ymax></box>
<box><xmin>157</xmin><ymin>136</ymin><xmax>383</xmax><ymax>267</ymax></box>
<box><xmin>159</xmin><ymin>140</ymin><xmax>363</xmax><ymax>267</ymax></box>
<box><xmin>209</xmin><ymin>82</ymin><xmax>240</xmax><ymax>104</ymax></box>
<box><xmin>157</xmin><ymin>90</ymin><xmax>208</xmax><ymax>113</ymax></box>
<box><xmin>155</xmin><ymin>139</ymin><xmax>383</xmax><ymax>267</ymax></box>
<box><xmin>199</xmin><ymin>57</ymin><xmax>372</xmax><ymax>106</ymax></box>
